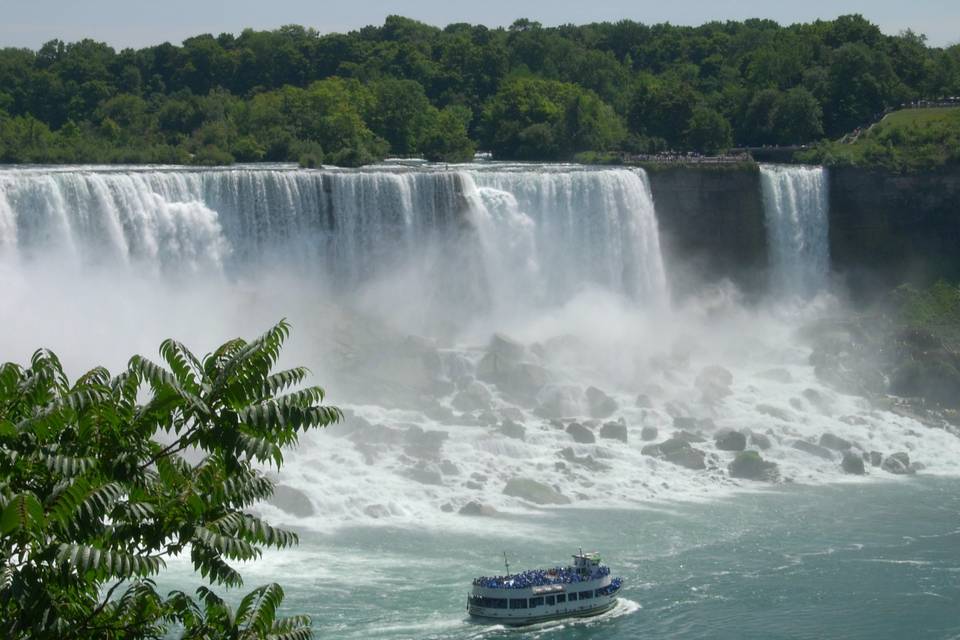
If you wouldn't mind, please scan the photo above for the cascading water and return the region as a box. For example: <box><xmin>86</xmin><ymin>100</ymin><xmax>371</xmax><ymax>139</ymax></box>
<box><xmin>759</xmin><ymin>164</ymin><xmax>830</xmax><ymax>297</ymax></box>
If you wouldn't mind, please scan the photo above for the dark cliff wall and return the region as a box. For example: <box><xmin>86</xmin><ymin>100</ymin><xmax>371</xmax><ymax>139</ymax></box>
<box><xmin>646</xmin><ymin>166</ymin><xmax>768</xmax><ymax>296</ymax></box>
<box><xmin>829</xmin><ymin>167</ymin><xmax>960</xmax><ymax>299</ymax></box>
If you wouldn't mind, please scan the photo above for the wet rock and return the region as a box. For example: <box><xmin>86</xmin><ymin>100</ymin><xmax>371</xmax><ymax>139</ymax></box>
<box><xmin>728</xmin><ymin>451</ymin><xmax>780</xmax><ymax>482</ymax></box>
<box><xmin>499</xmin><ymin>406</ymin><xmax>525</xmax><ymax>422</ymax></box>
<box><xmin>757</xmin><ymin>368</ymin><xmax>793</xmax><ymax>383</ymax></box>
<box><xmin>557</xmin><ymin>447</ymin><xmax>609</xmax><ymax>472</ymax></box>
<box><xmin>471</xmin><ymin>473</ymin><xmax>488</xmax><ymax>482</ymax></box>
<box><xmin>600</xmin><ymin>420</ymin><xmax>628</xmax><ymax>443</ymax></box>
<box><xmin>696</xmin><ymin>365</ymin><xmax>734</xmax><ymax>402</ymax></box>
<box><xmin>364</xmin><ymin>504</ymin><xmax>392</xmax><ymax>519</ymax></box>
<box><xmin>819</xmin><ymin>433</ymin><xmax>853</xmax><ymax>451</ymax></box>
<box><xmin>422</xmin><ymin>403</ymin><xmax>456</xmax><ymax>423</ymax></box>
<box><xmin>451</xmin><ymin>380</ymin><xmax>493</xmax><ymax>412</ymax></box>
<box><xmin>635</xmin><ymin>393</ymin><xmax>654</xmax><ymax>408</ymax></box>
<box><xmin>640</xmin><ymin>425</ymin><xmax>659</xmax><ymax>441</ymax></box>
<box><xmin>566</xmin><ymin>422</ymin><xmax>596</xmax><ymax>444</ymax></box>
<box><xmin>439</xmin><ymin>459</ymin><xmax>460</xmax><ymax>475</ymax></box>
<box><xmin>672</xmin><ymin>429</ymin><xmax>706</xmax><ymax>443</ymax></box>
<box><xmin>789</xmin><ymin>398</ymin><xmax>805</xmax><ymax>411</ymax></box>
<box><xmin>882</xmin><ymin>452</ymin><xmax>913</xmax><ymax>474</ymax></box>
<box><xmin>488</xmin><ymin>333</ymin><xmax>528</xmax><ymax>362</ymax></box>
<box><xmin>465</xmin><ymin>481</ymin><xmax>483</xmax><ymax>491</ymax></box>
<box><xmin>749</xmin><ymin>431</ymin><xmax>772</xmax><ymax>450</ymax></box>
<box><xmin>585</xmin><ymin>386</ymin><xmax>618</xmax><ymax>419</ymax></box>
<box><xmin>502</xmin><ymin>478</ymin><xmax>571</xmax><ymax>505</ymax></box>
<box><xmin>756</xmin><ymin>404</ymin><xmax>794</xmax><ymax>422</ymax></box>
<box><xmin>535</xmin><ymin>385</ymin><xmax>583</xmax><ymax>419</ymax></box>
<box><xmin>792</xmin><ymin>440</ymin><xmax>834</xmax><ymax>460</ymax></box>
<box><xmin>642</xmin><ymin>438</ymin><xmax>706</xmax><ymax>470</ymax></box>
<box><xmin>715</xmin><ymin>430</ymin><xmax>747</xmax><ymax>451</ymax></box>
<box><xmin>440</xmin><ymin>503</ymin><xmax>454</xmax><ymax>513</ymax></box>
<box><xmin>869</xmin><ymin>451</ymin><xmax>883</xmax><ymax>467</ymax></box>
<box><xmin>498</xmin><ymin>419</ymin><xmax>526</xmax><ymax>441</ymax></box>
<box><xmin>402</xmin><ymin>426</ymin><xmax>449</xmax><ymax>460</ymax></box>
<box><xmin>841</xmin><ymin>453</ymin><xmax>866</xmax><ymax>475</ymax></box>
<box><xmin>910</xmin><ymin>462</ymin><xmax>927</xmax><ymax>473</ymax></box>
<box><xmin>477</xmin><ymin>411</ymin><xmax>499</xmax><ymax>426</ymax></box>
<box><xmin>802</xmin><ymin>388</ymin><xmax>830</xmax><ymax>412</ymax></box>
<box><xmin>477</xmin><ymin>354</ymin><xmax>552</xmax><ymax>401</ymax></box>
<box><xmin>403</xmin><ymin>466</ymin><xmax>444</xmax><ymax>485</ymax></box>
<box><xmin>268</xmin><ymin>485</ymin><xmax>314</xmax><ymax>518</ymax></box>
<box><xmin>673</xmin><ymin>416</ymin><xmax>699</xmax><ymax>430</ymax></box>
<box><xmin>889</xmin><ymin>352</ymin><xmax>960</xmax><ymax>409</ymax></box>
<box><xmin>459</xmin><ymin>501</ymin><xmax>499</xmax><ymax>517</ymax></box>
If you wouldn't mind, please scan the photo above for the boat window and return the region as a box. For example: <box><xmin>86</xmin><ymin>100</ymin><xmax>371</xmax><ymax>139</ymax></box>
<box><xmin>529</xmin><ymin>597</ymin><xmax>544</xmax><ymax>608</ymax></box>
<box><xmin>580</xmin><ymin>590</ymin><xmax>593</xmax><ymax>600</ymax></box>
<box><xmin>557</xmin><ymin>594</ymin><xmax>566</xmax><ymax>603</ymax></box>
<box><xmin>470</xmin><ymin>596</ymin><xmax>508</xmax><ymax>608</ymax></box>
<box><xmin>509</xmin><ymin>598</ymin><xmax>527</xmax><ymax>609</ymax></box>
<box><xmin>568</xmin><ymin>592</ymin><xmax>578</xmax><ymax>601</ymax></box>
<box><xmin>546</xmin><ymin>596</ymin><xmax>555</xmax><ymax>606</ymax></box>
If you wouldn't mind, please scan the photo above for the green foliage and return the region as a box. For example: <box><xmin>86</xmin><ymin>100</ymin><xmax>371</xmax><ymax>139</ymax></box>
<box><xmin>684</xmin><ymin>106</ymin><xmax>733</xmax><ymax>154</ymax></box>
<box><xmin>0</xmin><ymin>15</ymin><xmax>958</xmax><ymax>163</ymax></box>
<box><xmin>0</xmin><ymin>321</ymin><xmax>341</xmax><ymax>638</ymax></box>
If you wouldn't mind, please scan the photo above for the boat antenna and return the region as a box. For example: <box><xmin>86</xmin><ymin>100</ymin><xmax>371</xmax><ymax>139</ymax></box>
<box><xmin>503</xmin><ymin>551</ymin><xmax>510</xmax><ymax>575</ymax></box>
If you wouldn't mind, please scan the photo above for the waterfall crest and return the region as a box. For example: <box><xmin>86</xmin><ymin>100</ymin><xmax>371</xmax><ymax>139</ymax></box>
<box><xmin>759</xmin><ymin>164</ymin><xmax>830</xmax><ymax>297</ymax></box>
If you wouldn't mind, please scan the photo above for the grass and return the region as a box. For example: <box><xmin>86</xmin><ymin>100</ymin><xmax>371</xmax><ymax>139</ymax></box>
<box><xmin>796</xmin><ymin>106</ymin><xmax>960</xmax><ymax>172</ymax></box>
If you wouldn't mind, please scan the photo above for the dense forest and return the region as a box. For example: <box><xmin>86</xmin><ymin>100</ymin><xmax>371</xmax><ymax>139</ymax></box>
<box><xmin>0</xmin><ymin>14</ymin><xmax>958</xmax><ymax>165</ymax></box>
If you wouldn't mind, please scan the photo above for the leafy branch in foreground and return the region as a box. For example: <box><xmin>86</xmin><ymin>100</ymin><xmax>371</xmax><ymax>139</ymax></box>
<box><xmin>0</xmin><ymin>320</ymin><xmax>341</xmax><ymax>639</ymax></box>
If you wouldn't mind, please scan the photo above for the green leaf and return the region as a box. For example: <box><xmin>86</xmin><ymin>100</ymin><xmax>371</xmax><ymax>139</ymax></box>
<box><xmin>0</xmin><ymin>491</ymin><xmax>45</xmax><ymax>534</ymax></box>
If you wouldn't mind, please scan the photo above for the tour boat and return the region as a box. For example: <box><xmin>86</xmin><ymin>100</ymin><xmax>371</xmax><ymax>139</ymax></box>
<box><xmin>467</xmin><ymin>551</ymin><xmax>622</xmax><ymax>625</ymax></box>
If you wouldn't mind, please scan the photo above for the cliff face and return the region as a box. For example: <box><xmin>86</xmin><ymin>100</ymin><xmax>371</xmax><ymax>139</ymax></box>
<box><xmin>646</xmin><ymin>166</ymin><xmax>767</xmax><ymax>296</ymax></box>
<box><xmin>829</xmin><ymin>167</ymin><xmax>960</xmax><ymax>299</ymax></box>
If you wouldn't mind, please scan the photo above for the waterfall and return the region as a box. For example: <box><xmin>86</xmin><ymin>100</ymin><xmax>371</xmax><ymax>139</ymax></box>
<box><xmin>759</xmin><ymin>164</ymin><xmax>830</xmax><ymax>297</ymax></box>
<box><xmin>0</xmin><ymin>165</ymin><xmax>668</xmax><ymax>316</ymax></box>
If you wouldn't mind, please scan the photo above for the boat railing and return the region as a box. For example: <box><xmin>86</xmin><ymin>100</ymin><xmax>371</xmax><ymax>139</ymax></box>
<box><xmin>472</xmin><ymin>565</ymin><xmax>611</xmax><ymax>589</ymax></box>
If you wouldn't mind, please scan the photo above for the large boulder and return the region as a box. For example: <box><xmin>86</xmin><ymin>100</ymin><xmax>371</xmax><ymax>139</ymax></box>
<box><xmin>403</xmin><ymin>465</ymin><xmax>444</xmax><ymax>485</ymax></box>
<box><xmin>881</xmin><ymin>451</ymin><xmax>913</xmax><ymax>474</ymax></box>
<box><xmin>640</xmin><ymin>425</ymin><xmax>659</xmax><ymax>441</ymax></box>
<box><xmin>477</xmin><ymin>352</ymin><xmax>551</xmax><ymax>401</ymax></box>
<box><xmin>458</xmin><ymin>501</ymin><xmax>499</xmax><ymax>517</ymax></box>
<box><xmin>268</xmin><ymin>485</ymin><xmax>314</xmax><ymax>518</ymax></box>
<box><xmin>819</xmin><ymin>433</ymin><xmax>853</xmax><ymax>451</ymax></box>
<box><xmin>535</xmin><ymin>385</ymin><xmax>583</xmax><ymax>419</ymax></box>
<box><xmin>566</xmin><ymin>422</ymin><xmax>596</xmax><ymax>444</ymax></box>
<box><xmin>585</xmin><ymin>386</ymin><xmax>618</xmax><ymax>419</ymax></box>
<box><xmin>841</xmin><ymin>453</ymin><xmax>866</xmax><ymax>475</ymax></box>
<box><xmin>869</xmin><ymin>451</ymin><xmax>883</xmax><ymax>467</ymax></box>
<box><xmin>696</xmin><ymin>365</ymin><xmax>734</xmax><ymax>402</ymax></box>
<box><xmin>642</xmin><ymin>437</ymin><xmax>706</xmax><ymax>470</ymax></box>
<box><xmin>792</xmin><ymin>440</ymin><xmax>834</xmax><ymax>460</ymax></box>
<box><xmin>748</xmin><ymin>431</ymin><xmax>772</xmax><ymax>450</ymax></box>
<box><xmin>558</xmin><ymin>447</ymin><xmax>609</xmax><ymax>471</ymax></box>
<box><xmin>502</xmin><ymin>478</ymin><xmax>571</xmax><ymax>505</ymax></box>
<box><xmin>488</xmin><ymin>333</ymin><xmax>528</xmax><ymax>361</ymax></box>
<box><xmin>451</xmin><ymin>380</ymin><xmax>493</xmax><ymax>412</ymax></box>
<box><xmin>498</xmin><ymin>419</ymin><xmax>526</xmax><ymax>441</ymax></box>
<box><xmin>728</xmin><ymin>451</ymin><xmax>779</xmax><ymax>482</ymax></box>
<box><xmin>715</xmin><ymin>430</ymin><xmax>747</xmax><ymax>451</ymax></box>
<box><xmin>599</xmin><ymin>420</ymin><xmax>628</xmax><ymax>443</ymax></box>
<box><xmin>403</xmin><ymin>426</ymin><xmax>449</xmax><ymax>460</ymax></box>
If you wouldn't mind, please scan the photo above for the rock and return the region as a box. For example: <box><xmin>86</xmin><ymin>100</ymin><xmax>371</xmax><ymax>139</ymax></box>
<box><xmin>840</xmin><ymin>415</ymin><xmax>869</xmax><ymax>426</ymax></box>
<box><xmin>635</xmin><ymin>393</ymin><xmax>653</xmax><ymax>408</ymax></box>
<box><xmin>566</xmin><ymin>422</ymin><xmax>596</xmax><ymax>444</ymax></box>
<box><xmin>363</xmin><ymin>504</ymin><xmax>392</xmax><ymax>519</ymax></box>
<box><xmin>640</xmin><ymin>425</ymin><xmax>659</xmax><ymax>441</ymax></box>
<box><xmin>326</xmin><ymin>410</ymin><xmax>372</xmax><ymax>438</ymax></box>
<box><xmin>477</xmin><ymin>353</ymin><xmax>552</xmax><ymax>401</ymax></box>
<box><xmin>696</xmin><ymin>365</ymin><xmax>734</xmax><ymax>402</ymax></box>
<box><xmin>498</xmin><ymin>419</ymin><xmax>526</xmax><ymax>440</ymax></box>
<box><xmin>749</xmin><ymin>431</ymin><xmax>772</xmax><ymax>450</ymax></box>
<box><xmin>673</xmin><ymin>416</ymin><xmax>699</xmax><ymax>430</ymax></box>
<box><xmin>672</xmin><ymin>429</ymin><xmax>706</xmax><ymax>443</ymax></box>
<box><xmin>477</xmin><ymin>411</ymin><xmax>499</xmax><ymax>426</ymax></box>
<box><xmin>792</xmin><ymin>440</ymin><xmax>834</xmax><ymax>460</ymax></box>
<box><xmin>802</xmin><ymin>388</ymin><xmax>830</xmax><ymax>411</ymax></box>
<box><xmin>909</xmin><ymin>462</ymin><xmax>927</xmax><ymax>473</ymax></box>
<box><xmin>585</xmin><ymin>386</ymin><xmax>618</xmax><ymax>419</ymax></box>
<box><xmin>471</xmin><ymin>473</ymin><xmax>488</xmax><ymax>482</ymax></box>
<box><xmin>488</xmin><ymin>333</ymin><xmax>527</xmax><ymax>361</ymax></box>
<box><xmin>502</xmin><ymin>478</ymin><xmax>571</xmax><ymax>505</ymax></box>
<box><xmin>757</xmin><ymin>368</ymin><xmax>793</xmax><ymax>383</ymax></box>
<box><xmin>819</xmin><ymin>433</ymin><xmax>853</xmax><ymax>451</ymax></box>
<box><xmin>728</xmin><ymin>451</ymin><xmax>780</xmax><ymax>482</ymax></box>
<box><xmin>715</xmin><ymin>430</ymin><xmax>747</xmax><ymax>451</ymax></box>
<box><xmin>557</xmin><ymin>447</ymin><xmax>609</xmax><ymax>472</ymax></box>
<box><xmin>600</xmin><ymin>420</ymin><xmax>628</xmax><ymax>443</ymax></box>
<box><xmin>403</xmin><ymin>466</ymin><xmax>444</xmax><ymax>485</ymax></box>
<box><xmin>402</xmin><ymin>426</ymin><xmax>449</xmax><ymax>460</ymax></box>
<box><xmin>882</xmin><ymin>452</ymin><xmax>913</xmax><ymax>474</ymax></box>
<box><xmin>535</xmin><ymin>385</ymin><xmax>583</xmax><ymax>419</ymax></box>
<box><xmin>440</xmin><ymin>503</ymin><xmax>454</xmax><ymax>513</ymax></box>
<box><xmin>664</xmin><ymin>446</ymin><xmax>707</xmax><ymax>470</ymax></box>
<box><xmin>422</xmin><ymin>403</ymin><xmax>455</xmax><ymax>423</ymax></box>
<box><xmin>499</xmin><ymin>406</ymin><xmax>525</xmax><ymax>422</ymax></box>
<box><xmin>458</xmin><ymin>501</ymin><xmax>499</xmax><ymax>517</ymax></box>
<box><xmin>869</xmin><ymin>451</ymin><xmax>883</xmax><ymax>467</ymax></box>
<box><xmin>451</xmin><ymin>380</ymin><xmax>493</xmax><ymax>412</ymax></box>
<box><xmin>889</xmin><ymin>353</ymin><xmax>960</xmax><ymax>409</ymax></box>
<box><xmin>439</xmin><ymin>459</ymin><xmax>460</xmax><ymax>475</ymax></box>
<box><xmin>789</xmin><ymin>397</ymin><xmax>804</xmax><ymax>411</ymax></box>
<box><xmin>841</xmin><ymin>452</ymin><xmax>866</xmax><ymax>475</ymax></box>
<box><xmin>268</xmin><ymin>485</ymin><xmax>314</xmax><ymax>518</ymax></box>
<box><xmin>756</xmin><ymin>404</ymin><xmax>794</xmax><ymax>422</ymax></box>
<box><xmin>465</xmin><ymin>480</ymin><xmax>483</xmax><ymax>490</ymax></box>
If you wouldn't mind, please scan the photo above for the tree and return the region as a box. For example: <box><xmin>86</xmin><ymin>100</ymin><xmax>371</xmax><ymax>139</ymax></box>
<box><xmin>772</xmin><ymin>87</ymin><xmax>824</xmax><ymax>144</ymax></box>
<box><xmin>0</xmin><ymin>320</ymin><xmax>341</xmax><ymax>638</ymax></box>
<box><xmin>685</xmin><ymin>106</ymin><xmax>732</xmax><ymax>154</ymax></box>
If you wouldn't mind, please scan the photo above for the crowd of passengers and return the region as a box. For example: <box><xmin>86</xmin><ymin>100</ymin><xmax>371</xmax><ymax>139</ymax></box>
<box><xmin>473</xmin><ymin>566</ymin><xmax>611</xmax><ymax>589</ymax></box>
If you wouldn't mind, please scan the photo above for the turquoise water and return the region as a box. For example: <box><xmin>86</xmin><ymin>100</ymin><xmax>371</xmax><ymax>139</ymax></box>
<box><xmin>196</xmin><ymin>476</ymin><xmax>960</xmax><ymax>640</ymax></box>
